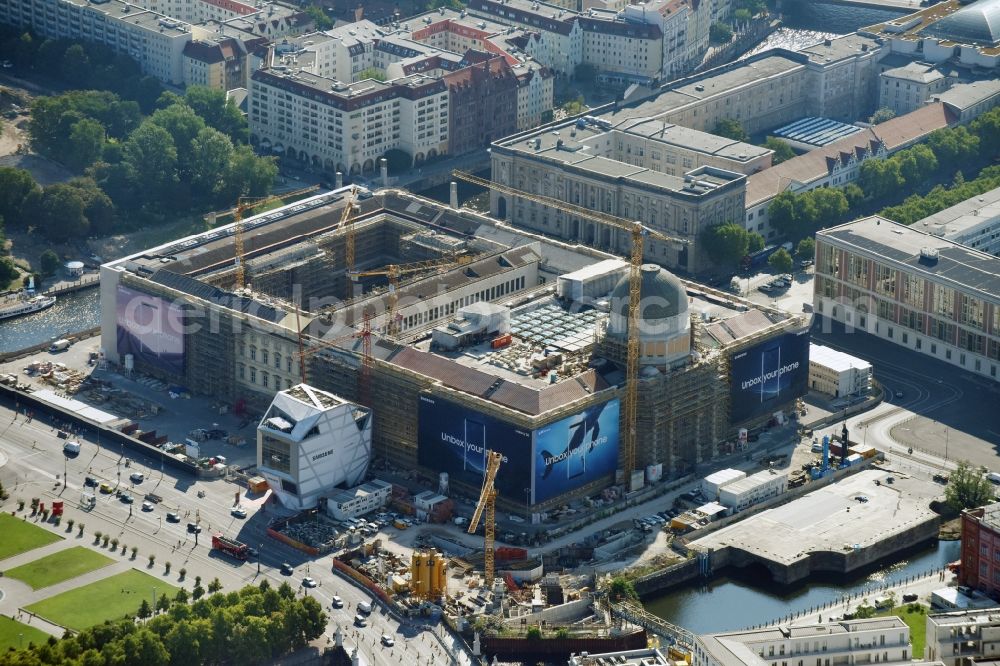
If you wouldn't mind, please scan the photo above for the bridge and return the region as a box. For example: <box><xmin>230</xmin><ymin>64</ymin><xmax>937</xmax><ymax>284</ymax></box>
<box><xmin>820</xmin><ymin>0</ymin><xmax>918</xmax><ymax>12</ymax></box>
<box><xmin>611</xmin><ymin>601</ymin><xmax>695</xmax><ymax>651</ymax></box>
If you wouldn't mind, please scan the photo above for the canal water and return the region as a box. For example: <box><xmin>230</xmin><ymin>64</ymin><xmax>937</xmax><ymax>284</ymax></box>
<box><xmin>0</xmin><ymin>287</ymin><xmax>101</xmax><ymax>354</ymax></box>
<box><xmin>645</xmin><ymin>540</ymin><xmax>960</xmax><ymax>634</ymax></box>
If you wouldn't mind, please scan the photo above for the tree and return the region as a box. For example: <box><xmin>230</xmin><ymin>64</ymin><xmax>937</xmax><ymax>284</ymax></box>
<box><xmin>747</xmin><ymin>231</ymin><xmax>765</xmax><ymax>254</ymax></box>
<box><xmin>763</xmin><ymin>136</ymin><xmax>795</xmax><ymax>164</ymax></box>
<box><xmin>60</xmin><ymin>44</ymin><xmax>90</xmax><ymax>85</ymax></box>
<box><xmin>39</xmin><ymin>249</ymin><xmax>60</xmax><ymax>276</ymax></box>
<box><xmin>561</xmin><ymin>96</ymin><xmax>586</xmax><ymax>116</ymax></box>
<box><xmin>843</xmin><ymin>183</ymin><xmax>865</xmax><ymax>208</ymax></box>
<box><xmin>137</xmin><ymin>599</ymin><xmax>152</xmax><ymax>620</ymax></box>
<box><xmin>304</xmin><ymin>5</ymin><xmax>333</xmax><ymax>29</ymax></box>
<box><xmin>155</xmin><ymin>593</ymin><xmax>171</xmax><ymax>614</ymax></box>
<box><xmin>24</xmin><ymin>184</ymin><xmax>89</xmax><ymax>239</ymax></box>
<box><xmin>859</xmin><ymin>159</ymin><xmax>904</xmax><ymax>202</ymax></box>
<box><xmin>356</xmin><ymin>67</ymin><xmax>386</xmax><ymax>82</ymax></box>
<box><xmin>945</xmin><ymin>461</ymin><xmax>995</xmax><ymax>512</ymax></box>
<box><xmin>192</xmin><ymin>584</ymin><xmax>205</xmax><ymax>600</ymax></box>
<box><xmin>796</xmin><ymin>237</ymin><xmax>815</xmax><ymax>260</ymax></box>
<box><xmin>0</xmin><ymin>257</ymin><xmax>18</xmax><ymax>289</ymax></box>
<box><xmin>67</xmin><ymin>118</ymin><xmax>105</xmax><ymax>171</ymax></box>
<box><xmin>808</xmin><ymin>187</ymin><xmax>849</xmax><ymax>230</ymax></box>
<box><xmin>525</xmin><ymin>626</ymin><xmax>542</xmax><ymax>640</ymax></box>
<box><xmin>174</xmin><ymin>588</ymin><xmax>189</xmax><ymax>604</ymax></box>
<box><xmin>608</xmin><ymin>577</ymin><xmax>638</xmax><ymax>602</ymax></box>
<box><xmin>123</xmin><ymin>121</ymin><xmax>178</xmax><ymax>203</ymax></box>
<box><xmin>0</xmin><ymin>167</ymin><xmax>41</xmax><ymax>227</ymax></box>
<box><xmin>709</xmin><ymin>21</ymin><xmax>733</xmax><ymax>44</ymax></box>
<box><xmin>713</xmin><ymin>118</ymin><xmax>747</xmax><ymax>142</ymax></box>
<box><xmin>869</xmin><ymin>107</ymin><xmax>896</xmax><ymax>125</ymax></box>
<box><xmin>897</xmin><ymin>143</ymin><xmax>938</xmax><ymax>186</ymax></box>
<box><xmin>208</xmin><ymin>578</ymin><xmax>223</xmax><ymax>594</ymax></box>
<box><xmin>184</xmin><ymin>86</ymin><xmax>248</xmax><ymax>144</ymax></box>
<box><xmin>149</xmin><ymin>103</ymin><xmax>206</xmax><ymax>174</ymax></box>
<box><xmin>734</xmin><ymin>7</ymin><xmax>752</xmax><ymax>23</ymax></box>
<box><xmin>768</xmin><ymin>248</ymin><xmax>793</xmax><ymax>273</ymax></box>
<box><xmin>179</xmin><ymin>567</ymin><xmax>187</xmax><ymax>580</ymax></box>
<box><xmin>220</xmin><ymin>145</ymin><xmax>277</xmax><ymax>201</ymax></box>
<box><xmin>189</xmin><ymin>127</ymin><xmax>233</xmax><ymax>201</ymax></box>
<box><xmin>382</xmin><ymin>148</ymin><xmax>412</xmax><ymax>174</ymax></box>
<box><xmin>927</xmin><ymin>126</ymin><xmax>979</xmax><ymax>168</ymax></box>
<box><xmin>701</xmin><ymin>223</ymin><xmax>750</xmax><ymax>266</ymax></box>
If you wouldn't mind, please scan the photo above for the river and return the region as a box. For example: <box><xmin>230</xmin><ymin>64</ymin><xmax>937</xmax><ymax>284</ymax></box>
<box><xmin>645</xmin><ymin>540</ymin><xmax>960</xmax><ymax>634</ymax></box>
<box><xmin>0</xmin><ymin>287</ymin><xmax>101</xmax><ymax>354</ymax></box>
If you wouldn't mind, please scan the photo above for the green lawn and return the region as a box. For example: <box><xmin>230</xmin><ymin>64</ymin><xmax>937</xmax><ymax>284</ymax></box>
<box><xmin>26</xmin><ymin>569</ymin><xmax>179</xmax><ymax>631</ymax></box>
<box><xmin>878</xmin><ymin>604</ymin><xmax>928</xmax><ymax>657</ymax></box>
<box><xmin>0</xmin><ymin>616</ymin><xmax>51</xmax><ymax>652</ymax></box>
<box><xmin>0</xmin><ymin>513</ymin><xmax>62</xmax><ymax>561</ymax></box>
<box><xmin>5</xmin><ymin>546</ymin><xmax>114</xmax><ymax>590</ymax></box>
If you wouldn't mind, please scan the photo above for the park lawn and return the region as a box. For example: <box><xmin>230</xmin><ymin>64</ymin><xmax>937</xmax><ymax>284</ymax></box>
<box><xmin>877</xmin><ymin>604</ymin><xmax>928</xmax><ymax>657</ymax></box>
<box><xmin>0</xmin><ymin>616</ymin><xmax>51</xmax><ymax>652</ymax></box>
<box><xmin>5</xmin><ymin>546</ymin><xmax>115</xmax><ymax>590</ymax></box>
<box><xmin>26</xmin><ymin>569</ymin><xmax>179</xmax><ymax>631</ymax></box>
<box><xmin>0</xmin><ymin>513</ymin><xmax>62</xmax><ymax>561</ymax></box>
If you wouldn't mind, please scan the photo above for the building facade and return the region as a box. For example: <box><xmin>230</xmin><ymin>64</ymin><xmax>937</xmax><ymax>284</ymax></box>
<box><xmin>717</xmin><ymin>469</ymin><xmax>787</xmax><ymax>513</ymax></box>
<box><xmin>808</xmin><ymin>343</ymin><xmax>872</xmax><ymax>398</ymax></box>
<box><xmin>815</xmin><ymin>216</ymin><xmax>1000</xmax><ymax>383</ymax></box>
<box><xmin>326</xmin><ymin>479</ymin><xmax>392</xmax><ymax>520</ymax></box>
<box><xmin>879</xmin><ymin>61</ymin><xmax>952</xmax><ymax>115</ymax></box>
<box><xmin>695</xmin><ymin>618</ymin><xmax>914</xmax><ymax>666</ymax></box>
<box><xmin>256</xmin><ymin>384</ymin><xmax>372</xmax><ymax>510</ymax></box>
<box><xmin>925</xmin><ymin>608</ymin><xmax>1000</xmax><ymax>666</ymax></box>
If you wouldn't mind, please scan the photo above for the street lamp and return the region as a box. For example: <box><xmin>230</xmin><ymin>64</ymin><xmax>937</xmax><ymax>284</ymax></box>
<box><xmin>152</xmin><ymin>587</ymin><xmax>156</xmax><ymax>616</ymax></box>
<box><xmin>257</xmin><ymin>542</ymin><xmax>263</xmax><ymax>575</ymax></box>
<box><xmin>523</xmin><ymin>488</ymin><xmax>530</xmax><ymax>522</ymax></box>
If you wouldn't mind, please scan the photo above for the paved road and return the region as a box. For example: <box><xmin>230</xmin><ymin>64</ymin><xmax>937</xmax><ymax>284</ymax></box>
<box><xmin>0</xmin><ymin>400</ymin><xmax>473</xmax><ymax>665</ymax></box>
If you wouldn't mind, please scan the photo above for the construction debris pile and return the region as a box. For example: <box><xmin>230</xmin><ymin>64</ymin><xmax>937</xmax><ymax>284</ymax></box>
<box><xmin>24</xmin><ymin>361</ymin><xmax>88</xmax><ymax>393</ymax></box>
<box><xmin>275</xmin><ymin>514</ymin><xmax>344</xmax><ymax>552</ymax></box>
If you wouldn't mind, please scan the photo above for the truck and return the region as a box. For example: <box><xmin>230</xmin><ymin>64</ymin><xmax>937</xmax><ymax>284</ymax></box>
<box><xmin>211</xmin><ymin>533</ymin><xmax>249</xmax><ymax>560</ymax></box>
<box><xmin>49</xmin><ymin>339</ymin><xmax>71</xmax><ymax>352</ymax></box>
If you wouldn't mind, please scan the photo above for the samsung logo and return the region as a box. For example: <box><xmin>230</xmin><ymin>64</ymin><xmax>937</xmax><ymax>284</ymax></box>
<box><xmin>312</xmin><ymin>449</ymin><xmax>335</xmax><ymax>461</ymax></box>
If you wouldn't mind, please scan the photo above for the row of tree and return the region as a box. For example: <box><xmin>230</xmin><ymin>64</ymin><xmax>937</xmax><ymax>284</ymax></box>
<box><xmin>880</xmin><ymin>166</ymin><xmax>1000</xmax><ymax>226</ymax></box>
<box><xmin>13</xmin><ymin>86</ymin><xmax>275</xmax><ymax>239</ymax></box>
<box><xmin>0</xmin><ymin>28</ymin><xmax>164</xmax><ymax>113</ymax></box>
<box><xmin>0</xmin><ymin>580</ymin><xmax>327</xmax><ymax>666</ymax></box>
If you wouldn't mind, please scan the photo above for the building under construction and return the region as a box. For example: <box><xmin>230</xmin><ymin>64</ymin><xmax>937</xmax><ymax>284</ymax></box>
<box><xmin>100</xmin><ymin>188</ymin><xmax>809</xmax><ymax>513</ymax></box>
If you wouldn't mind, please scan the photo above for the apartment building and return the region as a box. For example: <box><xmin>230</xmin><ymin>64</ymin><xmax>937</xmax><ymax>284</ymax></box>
<box><xmin>182</xmin><ymin>36</ymin><xmax>256</xmax><ymax>89</ymax></box>
<box><xmin>249</xmin><ymin>68</ymin><xmax>449</xmax><ymax>174</ymax></box>
<box><xmin>814</xmin><ymin>216</ymin><xmax>1000</xmax><ymax>383</ymax></box>
<box><xmin>960</xmin><ymin>503</ymin><xmax>1000</xmax><ymax>599</ymax></box>
<box><xmin>0</xmin><ymin>0</ymin><xmax>193</xmax><ymax>83</ymax></box>
<box><xmin>694</xmin><ymin>617</ymin><xmax>915</xmax><ymax>666</ymax></box>
<box><xmin>466</xmin><ymin>0</ymin><xmax>719</xmax><ymax>84</ymax></box>
<box><xmin>925</xmin><ymin>608</ymin><xmax>1000</xmax><ymax>666</ymax></box>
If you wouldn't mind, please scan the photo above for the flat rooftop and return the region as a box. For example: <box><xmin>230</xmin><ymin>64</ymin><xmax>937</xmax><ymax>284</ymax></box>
<box><xmin>810</xmin><ymin>343</ymin><xmax>872</xmax><ymax>374</ymax></box>
<box><xmin>818</xmin><ymin>216</ymin><xmax>1000</xmax><ymax>304</ymax></box>
<box><xmin>691</xmin><ymin>469</ymin><xmax>939</xmax><ymax>568</ymax></box>
<box><xmin>913</xmin><ymin>184</ymin><xmax>1000</xmax><ymax>238</ymax></box>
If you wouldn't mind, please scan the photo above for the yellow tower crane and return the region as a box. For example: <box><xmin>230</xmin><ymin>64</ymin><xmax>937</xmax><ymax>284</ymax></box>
<box><xmin>341</xmin><ymin>186</ymin><xmax>360</xmax><ymax>277</ymax></box>
<box><xmin>349</xmin><ymin>255</ymin><xmax>475</xmax><ymax>336</ymax></box>
<box><xmin>229</xmin><ymin>185</ymin><xmax>320</xmax><ymax>290</ymax></box>
<box><xmin>468</xmin><ymin>449</ymin><xmax>503</xmax><ymax>588</ymax></box>
<box><xmin>451</xmin><ymin>170</ymin><xmax>687</xmax><ymax>490</ymax></box>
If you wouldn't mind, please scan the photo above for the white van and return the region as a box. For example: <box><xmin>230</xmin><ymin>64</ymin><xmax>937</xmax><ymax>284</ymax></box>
<box><xmin>987</xmin><ymin>472</ymin><xmax>1000</xmax><ymax>485</ymax></box>
<box><xmin>63</xmin><ymin>441</ymin><xmax>81</xmax><ymax>455</ymax></box>
<box><xmin>357</xmin><ymin>600</ymin><xmax>373</xmax><ymax>615</ymax></box>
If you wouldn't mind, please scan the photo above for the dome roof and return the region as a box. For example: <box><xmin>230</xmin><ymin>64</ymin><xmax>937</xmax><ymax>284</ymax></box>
<box><xmin>610</xmin><ymin>264</ymin><xmax>687</xmax><ymax>321</ymax></box>
<box><xmin>922</xmin><ymin>0</ymin><xmax>1000</xmax><ymax>46</ymax></box>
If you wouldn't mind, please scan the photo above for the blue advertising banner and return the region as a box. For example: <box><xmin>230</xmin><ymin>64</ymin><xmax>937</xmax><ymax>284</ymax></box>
<box><xmin>416</xmin><ymin>395</ymin><xmax>532</xmax><ymax>502</ymax></box>
<box><xmin>729</xmin><ymin>330</ymin><xmax>809</xmax><ymax>424</ymax></box>
<box><xmin>532</xmin><ymin>399</ymin><xmax>620</xmax><ymax>504</ymax></box>
<box><xmin>115</xmin><ymin>285</ymin><xmax>186</xmax><ymax>376</ymax></box>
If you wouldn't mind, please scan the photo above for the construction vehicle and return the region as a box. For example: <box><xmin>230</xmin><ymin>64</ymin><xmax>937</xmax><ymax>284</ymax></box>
<box><xmin>229</xmin><ymin>185</ymin><xmax>320</xmax><ymax>290</ymax></box>
<box><xmin>452</xmin><ymin>170</ymin><xmax>685</xmax><ymax>491</ymax></box>
<box><xmin>467</xmin><ymin>449</ymin><xmax>503</xmax><ymax>587</ymax></box>
<box><xmin>211</xmin><ymin>533</ymin><xmax>250</xmax><ymax>561</ymax></box>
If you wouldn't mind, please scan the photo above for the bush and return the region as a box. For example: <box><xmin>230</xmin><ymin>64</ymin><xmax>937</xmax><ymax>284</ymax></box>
<box><xmin>768</xmin><ymin>248</ymin><xmax>793</xmax><ymax>273</ymax></box>
<box><xmin>709</xmin><ymin>21</ymin><xmax>733</xmax><ymax>44</ymax></box>
<box><xmin>526</xmin><ymin>627</ymin><xmax>542</xmax><ymax>640</ymax></box>
<box><xmin>796</xmin><ymin>237</ymin><xmax>815</xmax><ymax>259</ymax></box>
<box><xmin>39</xmin><ymin>249</ymin><xmax>60</xmax><ymax>276</ymax></box>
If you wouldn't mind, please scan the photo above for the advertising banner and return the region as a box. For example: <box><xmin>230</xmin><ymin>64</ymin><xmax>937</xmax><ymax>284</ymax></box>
<box><xmin>532</xmin><ymin>398</ymin><xmax>620</xmax><ymax>504</ymax></box>
<box><xmin>115</xmin><ymin>285</ymin><xmax>185</xmax><ymax>375</ymax></box>
<box><xmin>729</xmin><ymin>330</ymin><xmax>809</xmax><ymax>424</ymax></box>
<box><xmin>416</xmin><ymin>395</ymin><xmax>532</xmax><ymax>502</ymax></box>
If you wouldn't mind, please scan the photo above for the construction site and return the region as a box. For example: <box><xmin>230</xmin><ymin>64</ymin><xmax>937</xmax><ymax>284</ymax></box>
<box><xmin>99</xmin><ymin>185</ymin><xmax>811</xmax><ymax>515</ymax></box>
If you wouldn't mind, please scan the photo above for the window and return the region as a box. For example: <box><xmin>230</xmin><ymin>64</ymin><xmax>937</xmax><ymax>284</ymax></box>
<box><xmin>249</xmin><ymin>368</ymin><xmax>256</xmax><ymax>383</ymax></box>
<box><xmin>262</xmin><ymin>373</ymin><xmax>269</xmax><ymax>388</ymax></box>
<box><xmin>274</xmin><ymin>353</ymin><xmax>281</xmax><ymax>369</ymax></box>
<box><xmin>249</xmin><ymin>346</ymin><xmax>257</xmax><ymax>361</ymax></box>
<box><xmin>262</xmin><ymin>434</ymin><xmax>291</xmax><ymax>473</ymax></box>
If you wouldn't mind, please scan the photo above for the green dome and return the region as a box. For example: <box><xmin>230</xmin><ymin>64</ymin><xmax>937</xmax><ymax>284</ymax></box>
<box><xmin>610</xmin><ymin>264</ymin><xmax>687</xmax><ymax>322</ymax></box>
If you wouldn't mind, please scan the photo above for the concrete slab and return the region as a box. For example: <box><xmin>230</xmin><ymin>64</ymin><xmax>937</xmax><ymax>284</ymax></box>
<box><xmin>691</xmin><ymin>469</ymin><xmax>941</xmax><ymax>583</ymax></box>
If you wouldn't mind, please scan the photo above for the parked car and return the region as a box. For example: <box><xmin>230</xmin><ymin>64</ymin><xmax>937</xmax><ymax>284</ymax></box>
<box><xmin>129</xmin><ymin>472</ymin><xmax>144</xmax><ymax>484</ymax></box>
<box><xmin>141</xmin><ymin>501</ymin><xmax>154</xmax><ymax>512</ymax></box>
<box><xmin>331</xmin><ymin>596</ymin><xmax>344</xmax><ymax>608</ymax></box>
<box><xmin>84</xmin><ymin>476</ymin><xmax>98</xmax><ymax>487</ymax></box>
<box><xmin>280</xmin><ymin>563</ymin><xmax>293</xmax><ymax>575</ymax></box>
<box><xmin>302</xmin><ymin>577</ymin><xmax>317</xmax><ymax>588</ymax></box>
<box><xmin>119</xmin><ymin>493</ymin><xmax>134</xmax><ymax>504</ymax></box>
<box><xmin>354</xmin><ymin>614</ymin><xmax>367</xmax><ymax>627</ymax></box>
<box><xmin>231</xmin><ymin>507</ymin><xmax>247</xmax><ymax>519</ymax></box>
<box><xmin>381</xmin><ymin>635</ymin><xmax>394</xmax><ymax>647</ymax></box>
<box><xmin>166</xmin><ymin>512</ymin><xmax>180</xmax><ymax>522</ymax></box>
